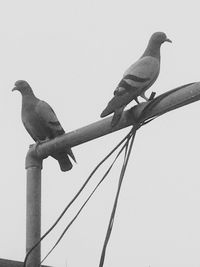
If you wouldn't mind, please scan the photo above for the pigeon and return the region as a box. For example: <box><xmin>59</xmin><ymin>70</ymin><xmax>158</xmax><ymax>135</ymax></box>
<box><xmin>100</xmin><ymin>32</ymin><xmax>172</xmax><ymax>127</ymax></box>
<box><xmin>12</xmin><ymin>80</ymin><xmax>76</xmax><ymax>172</ymax></box>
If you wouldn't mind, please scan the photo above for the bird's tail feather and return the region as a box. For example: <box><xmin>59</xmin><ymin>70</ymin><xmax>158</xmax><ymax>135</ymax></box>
<box><xmin>111</xmin><ymin>107</ymin><xmax>124</xmax><ymax>127</ymax></box>
<box><xmin>58</xmin><ymin>155</ymin><xmax>73</xmax><ymax>172</ymax></box>
<box><xmin>52</xmin><ymin>152</ymin><xmax>73</xmax><ymax>172</ymax></box>
<box><xmin>101</xmin><ymin>108</ymin><xmax>110</xmax><ymax>118</ymax></box>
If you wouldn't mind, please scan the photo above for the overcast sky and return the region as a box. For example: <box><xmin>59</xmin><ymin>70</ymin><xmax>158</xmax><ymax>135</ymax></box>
<box><xmin>1</xmin><ymin>1</ymin><xmax>200</xmax><ymax>267</ymax></box>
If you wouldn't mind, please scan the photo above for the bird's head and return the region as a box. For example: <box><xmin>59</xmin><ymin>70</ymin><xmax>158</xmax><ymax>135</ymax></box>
<box><xmin>12</xmin><ymin>80</ymin><xmax>33</xmax><ymax>95</ymax></box>
<box><xmin>150</xmin><ymin>32</ymin><xmax>172</xmax><ymax>45</ymax></box>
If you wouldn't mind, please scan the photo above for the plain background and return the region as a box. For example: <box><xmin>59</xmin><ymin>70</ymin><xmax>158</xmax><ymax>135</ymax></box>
<box><xmin>1</xmin><ymin>1</ymin><xmax>200</xmax><ymax>266</ymax></box>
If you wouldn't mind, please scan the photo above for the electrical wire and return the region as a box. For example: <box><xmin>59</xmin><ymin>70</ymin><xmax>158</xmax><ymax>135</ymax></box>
<box><xmin>99</xmin><ymin>128</ymin><xmax>137</xmax><ymax>267</ymax></box>
<box><xmin>40</xmin><ymin>134</ymin><xmax>133</xmax><ymax>265</ymax></box>
<box><xmin>23</xmin><ymin>127</ymin><xmax>134</xmax><ymax>267</ymax></box>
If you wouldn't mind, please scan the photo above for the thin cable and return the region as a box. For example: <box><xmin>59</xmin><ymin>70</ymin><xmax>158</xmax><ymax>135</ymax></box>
<box><xmin>40</xmin><ymin>133</ymin><xmax>133</xmax><ymax>265</ymax></box>
<box><xmin>98</xmin><ymin>137</ymin><xmax>131</xmax><ymax>266</ymax></box>
<box><xmin>99</xmin><ymin>131</ymin><xmax>135</xmax><ymax>266</ymax></box>
<box><xmin>23</xmin><ymin>127</ymin><xmax>134</xmax><ymax>267</ymax></box>
<box><xmin>99</xmin><ymin>128</ymin><xmax>137</xmax><ymax>267</ymax></box>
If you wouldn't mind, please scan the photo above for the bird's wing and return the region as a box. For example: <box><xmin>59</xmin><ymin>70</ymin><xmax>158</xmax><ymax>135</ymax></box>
<box><xmin>35</xmin><ymin>100</ymin><xmax>76</xmax><ymax>166</ymax></box>
<box><xmin>114</xmin><ymin>56</ymin><xmax>160</xmax><ymax>96</ymax></box>
<box><xmin>101</xmin><ymin>56</ymin><xmax>160</xmax><ymax>117</ymax></box>
<box><xmin>101</xmin><ymin>92</ymin><xmax>135</xmax><ymax>117</ymax></box>
<box><xmin>35</xmin><ymin>100</ymin><xmax>65</xmax><ymax>137</ymax></box>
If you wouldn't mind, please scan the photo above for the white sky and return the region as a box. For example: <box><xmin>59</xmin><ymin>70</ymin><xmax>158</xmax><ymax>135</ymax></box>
<box><xmin>1</xmin><ymin>0</ymin><xmax>200</xmax><ymax>266</ymax></box>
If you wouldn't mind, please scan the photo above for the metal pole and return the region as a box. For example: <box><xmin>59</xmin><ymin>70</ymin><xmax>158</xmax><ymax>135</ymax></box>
<box><xmin>25</xmin><ymin>146</ymin><xmax>43</xmax><ymax>267</ymax></box>
<box><xmin>35</xmin><ymin>82</ymin><xmax>200</xmax><ymax>158</ymax></box>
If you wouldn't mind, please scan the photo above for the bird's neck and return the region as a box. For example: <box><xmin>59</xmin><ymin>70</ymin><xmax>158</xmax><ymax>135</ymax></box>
<box><xmin>21</xmin><ymin>92</ymin><xmax>38</xmax><ymax>106</ymax></box>
<box><xmin>142</xmin><ymin>42</ymin><xmax>161</xmax><ymax>60</ymax></box>
<box><xmin>22</xmin><ymin>88</ymin><xmax>35</xmax><ymax>96</ymax></box>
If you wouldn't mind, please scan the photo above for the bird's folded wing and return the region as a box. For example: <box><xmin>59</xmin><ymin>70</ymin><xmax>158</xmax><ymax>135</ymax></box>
<box><xmin>101</xmin><ymin>91</ymin><xmax>137</xmax><ymax>117</ymax></box>
<box><xmin>101</xmin><ymin>56</ymin><xmax>160</xmax><ymax>117</ymax></box>
<box><xmin>114</xmin><ymin>56</ymin><xmax>160</xmax><ymax>96</ymax></box>
<box><xmin>35</xmin><ymin>100</ymin><xmax>65</xmax><ymax>135</ymax></box>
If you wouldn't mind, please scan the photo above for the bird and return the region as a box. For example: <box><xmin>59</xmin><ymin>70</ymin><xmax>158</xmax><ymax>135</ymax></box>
<box><xmin>100</xmin><ymin>32</ymin><xmax>172</xmax><ymax>127</ymax></box>
<box><xmin>12</xmin><ymin>80</ymin><xmax>76</xmax><ymax>172</ymax></box>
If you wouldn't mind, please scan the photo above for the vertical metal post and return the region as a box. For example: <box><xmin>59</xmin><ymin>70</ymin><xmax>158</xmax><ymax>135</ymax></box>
<box><xmin>25</xmin><ymin>145</ymin><xmax>43</xmax><ymax>267</ymax></box>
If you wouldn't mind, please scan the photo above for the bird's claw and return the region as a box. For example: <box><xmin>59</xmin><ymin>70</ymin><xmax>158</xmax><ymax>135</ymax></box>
<box><xmin>33</xmin><ymin>138</ymin><xmax>50</xmax><ymax>149</ymax></box>
<box><xmin>37</xmin><ymin>138</ymin><xmax>50</xmax><ymax>144</ymax></box>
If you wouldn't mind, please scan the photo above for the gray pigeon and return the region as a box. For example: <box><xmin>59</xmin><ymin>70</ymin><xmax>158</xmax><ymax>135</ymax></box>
<box><xmin>100</xmin><ymin>32</ymin><xmax>172</xmax><ymax>126</ymax></box>
<box><xmin>12</xmin><ymin>80</ymin><xmax>76</xmax><ymax>172</ymax></box>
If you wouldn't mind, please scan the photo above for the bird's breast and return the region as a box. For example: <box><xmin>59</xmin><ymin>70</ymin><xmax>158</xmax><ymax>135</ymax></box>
<box><xmin>21</xmin><ymin>102</ymin><xmax>49</xmax><ymax>141</ymax></box>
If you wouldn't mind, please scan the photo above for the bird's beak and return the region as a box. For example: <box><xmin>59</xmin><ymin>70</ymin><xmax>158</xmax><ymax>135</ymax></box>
<box><xmin>165</xmin><ymin>38</ymin><xmax>172</xmax><ymax>43</ymax></box>
<box><xmin>12</xmin><ymin>86</ymin><xmax>17</xmax><ymax>92</ymax></box>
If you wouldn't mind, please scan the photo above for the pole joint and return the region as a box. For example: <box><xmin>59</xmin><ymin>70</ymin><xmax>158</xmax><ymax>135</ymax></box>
<box><xmin>25</xmin><ymin>144</ymin><xmax>43</xmax><ymax>170</ymax></box>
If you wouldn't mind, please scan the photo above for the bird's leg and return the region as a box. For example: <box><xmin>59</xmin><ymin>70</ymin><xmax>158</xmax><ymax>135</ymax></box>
<box><xmin>149</xmin><ymin>91</ymin><xmax>156</xmax><ymax>101</ymax></box>
<box><xmin>141</xmin><ymin>91</ymin><xmax>156</xmax><ymax>102</ymax></box>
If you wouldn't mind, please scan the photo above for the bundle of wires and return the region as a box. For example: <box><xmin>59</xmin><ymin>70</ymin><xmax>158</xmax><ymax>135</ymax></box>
<box><xmin>23</xmin><ymin>124</ymin><xmax>140</xmax><ymax>267</ymax></box>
